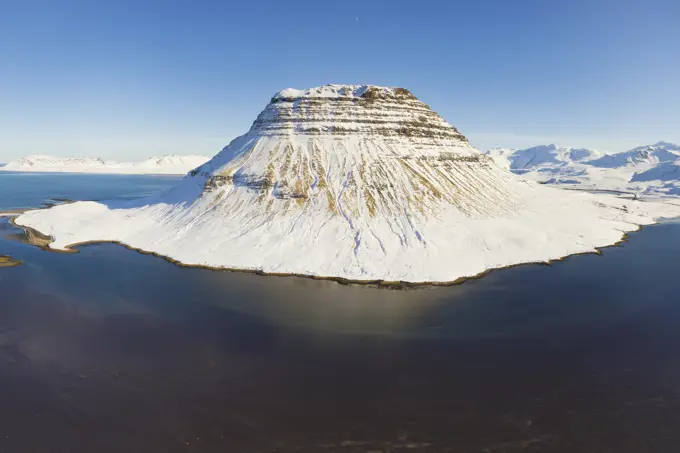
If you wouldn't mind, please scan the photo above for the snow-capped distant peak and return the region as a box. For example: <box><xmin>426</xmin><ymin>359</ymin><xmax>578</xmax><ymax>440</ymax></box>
<box><xmin>632</xmin><ymin>141</ymin><xmax>680</xmax><ymax>152</ymax></box>
<box><xmin>485</xmin><ymin>145</ymin><xmax>603</xmax><ymax>171</ymax></box>
<box><xmin>7</xmin><ymin>155</ymin><xmax>108</xmax><ymax>167</ymax></box>
<box><xmin>1</xmin><ymin>154</ymin><xmax>210</xmax><ymax>175</ymax></box>
<box><xmin>483</xmin><ymin>140</ymin><xmax>680</xmax><ymax>196</ymax></box>
<box><xmin>587</xmin><ymin>145</ymin><xmax>680</xmax><ymax>169</ymax></box>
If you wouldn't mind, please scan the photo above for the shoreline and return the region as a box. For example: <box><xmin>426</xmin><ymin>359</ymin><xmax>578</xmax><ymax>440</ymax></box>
<box><xmin>6</xmin><ymin>213</ymin><xmax>646</xmax><ymax>289</ymax></box>
<box><xmin>0</xmin><ymin>208</ymin><xmax>29</xmax><ymax>217</ymax></box>
<box><xmin>0</xmin><ymin>169</ymin><xmax>190</xmax><ymax>176</ymax></box>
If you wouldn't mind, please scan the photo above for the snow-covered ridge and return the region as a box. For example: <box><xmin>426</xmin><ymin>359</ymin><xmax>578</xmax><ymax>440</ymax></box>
<box><xmin>632</xmin><ymin>141</ymin><xmax>680</xmax><ymax>152</ymax></box>
<box><xmin>587</xmin><ymin>144</ymin><xmax>680</xmax><ymax>168</ymax></box>
<box><xmin>486</xmin><ymin>145</ymin><xmax>603</xmax><ymax>172</ymax></box>
<box><xmin>1</xmin><ymin>154</ymin><xmax>210</xmax><ymax>175</ymax></box>
<box><xmin>14</xmin><ymin>85</ymin><xmax>680</xmax><ymax>284</ymax></box>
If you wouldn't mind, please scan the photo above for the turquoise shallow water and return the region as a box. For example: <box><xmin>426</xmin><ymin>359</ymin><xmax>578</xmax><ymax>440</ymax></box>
<box><xmin>1</xmin><ymin>172</ymin><xmax>680</xmax><ymax>452</ymax></box>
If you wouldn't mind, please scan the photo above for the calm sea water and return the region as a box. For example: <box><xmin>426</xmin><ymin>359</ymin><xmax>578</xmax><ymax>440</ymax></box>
<box><xmin>1</xmin><ymin>172</ymin><xmax>680</xmax><ymax>452</ymax></box>
<box><xmin>0</xmin><ymin>171</ymin><xmax>183</xmax><ymax>210</ymax></box>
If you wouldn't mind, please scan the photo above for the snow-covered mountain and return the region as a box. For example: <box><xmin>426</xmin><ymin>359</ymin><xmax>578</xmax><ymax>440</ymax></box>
<box><xmin>485</xmin><ymin>142</ymin><xmax>680</xmax><ymax>196</ymax></box>
<box><xmin>1</xmin><ymin>154</ymin><xmax>209</xmax><ymax>175</ymax></box>
<box><xmin>587</xmin><ymin>142</ymin><xmax>680</xmax><ymax>168</ymax></box>
<box><xmin>486</xmin><ymin>145</ymin><xmax>602</xmax><ymax>172</ymax></box>
<box><xmin>5</xmin><ymin>155</ymin><xmax>107</xmax><ymax>170</ymax></box>
<box><xmin>15</xmin><ymin>85</ymin><xmax>679</xmax><ymax>283</ymax></box>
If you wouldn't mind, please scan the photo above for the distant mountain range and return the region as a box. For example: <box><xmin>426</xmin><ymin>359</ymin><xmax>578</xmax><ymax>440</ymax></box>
<box><xmin>0</xmin><ymin>154</ymin><xmax>210</xmax><ymax>175</ymax></box>
<box><xmin>485</xmin><ymin>142</ymin><xmax>680</xmax><ymax>197</ymax></box>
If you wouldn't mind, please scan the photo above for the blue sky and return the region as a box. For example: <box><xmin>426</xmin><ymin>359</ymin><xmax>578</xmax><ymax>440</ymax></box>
<box><xmin>1</xmin><ymin>0</ymin><xmax>678</xmax><ymax>160</ymax></box>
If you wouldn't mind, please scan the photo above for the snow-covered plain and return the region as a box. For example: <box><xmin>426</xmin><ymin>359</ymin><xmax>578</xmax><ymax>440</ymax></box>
<box><xmin>1</xmin><ymin>155</ymin><xmax>210</xmax><ymax>175</ymax></box>
<box><xmin>13</xmin><ymin>85</ymin><xmax>680</xmax><ymax>283</ymax></box>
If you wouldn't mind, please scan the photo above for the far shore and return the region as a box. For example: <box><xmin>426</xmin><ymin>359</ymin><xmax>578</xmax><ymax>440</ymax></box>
<box><xmin>0</xmin><ymin>209</ymin><xmax>28</xmax><ymax>217</ymax></box>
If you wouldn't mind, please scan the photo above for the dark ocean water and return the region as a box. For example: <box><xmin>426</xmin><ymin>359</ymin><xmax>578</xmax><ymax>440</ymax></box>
<box><xmin>1</xmin><ymin>172</ymin><xmax>680</xmax><ymax>452</ymax></box>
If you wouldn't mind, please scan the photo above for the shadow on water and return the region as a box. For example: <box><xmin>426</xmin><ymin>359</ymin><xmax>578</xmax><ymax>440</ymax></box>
<box><xmin>2</xmin><ymin>173</ymin><xmax>680</xmax><ymax>452</ymax></box>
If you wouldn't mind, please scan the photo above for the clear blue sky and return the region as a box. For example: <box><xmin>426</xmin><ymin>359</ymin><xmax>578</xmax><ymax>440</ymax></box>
<box><xmin>1</xmin><ymin>0</ymin><xmax>678</xmax><ymax>161</ymax></box>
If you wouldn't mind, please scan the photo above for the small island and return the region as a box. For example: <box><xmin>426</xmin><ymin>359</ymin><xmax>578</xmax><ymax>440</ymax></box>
<box><xmin>0</xmin><ymin>255</ymin><xmax>22</xmax><ymax>268</ymax></box>
<box><xmin>12</xmin><ymin>85</ymin><xmax>680</xmax><ymax>284</ymax></box>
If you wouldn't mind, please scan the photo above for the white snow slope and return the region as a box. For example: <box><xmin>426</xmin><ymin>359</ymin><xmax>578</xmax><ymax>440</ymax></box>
<box><xmin>486</xmin><ymin>142</ymin><xmax>680</xmax><ymax>197</ymax></box>
<box><xmin>1</xmin><ymin>155</ymin><xmax>210</xmax><ymax>175</ymax></box>
<box><xmin>14</xmin><ymin>85</ymin><xmax>680</xmax><ymax>283</ymax></box>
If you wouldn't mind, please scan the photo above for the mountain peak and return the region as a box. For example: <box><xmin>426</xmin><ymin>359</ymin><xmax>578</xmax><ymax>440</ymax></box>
<box><xmin>630</xmin><ymin>141</ymin><xmax>680</xmax><ymax>153</ymax></box>
<box><xmin>525</xmin><ymin>144</ymin><xmax>558</xmax><ymax>152</ymax></box>
<box><xmin>249</xmin><ymin>84</ymin><xmax>468</xmax><ymax>145</ymax></box>
<box><xmin>271</xmin><ymin>84</ymin><xmax>416</xmax><ymax>101</ymax></box>
<box><xmin>653</xmin><ymin>141</ymin><xmax>680</xmax><ymax>150</ymax></box>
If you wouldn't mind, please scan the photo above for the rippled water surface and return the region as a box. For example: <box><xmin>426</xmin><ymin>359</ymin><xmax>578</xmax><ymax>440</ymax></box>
<box><xmin>1</xmin><ymin>172</ymin><xmax>680</xmax><ymax>452</ymax></box>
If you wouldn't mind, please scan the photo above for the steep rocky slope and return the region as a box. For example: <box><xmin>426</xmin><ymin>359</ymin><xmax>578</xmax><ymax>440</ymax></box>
<box><xmin>15</xmin><ymin>85</ymin><xmax>680</xmax><ymax>283</ymax></box>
